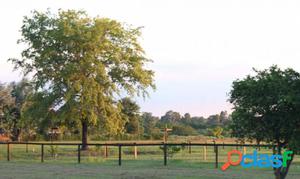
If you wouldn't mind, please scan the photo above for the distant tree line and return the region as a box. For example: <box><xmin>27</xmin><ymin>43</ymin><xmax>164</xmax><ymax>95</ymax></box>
<box><xmin>141</xmin><ymin>110</ymin><xmax>231</xmax><ymax>139</ymax></box>
<box><xmin>0</xmin><ymin>84</ymin><xmax>230</xmax><ymax>141</ymax></box>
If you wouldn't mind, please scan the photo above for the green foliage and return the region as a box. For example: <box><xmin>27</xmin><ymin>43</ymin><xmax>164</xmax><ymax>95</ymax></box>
<box><xmin>141</xmin><ymin>112</ymin><xmax>159</xmax><ymax>139</ymax></box>
<box><xmin>229</xmin><ymin>65</ymin><xmax>300</xmax><ymax>178</ymax></box>
<box><xmin>9</xmin><ymin>10</ymin><xmax>155</xmax><ymax>143</ymax></box>
<box><xmin>0</xmin><ymin>83</ymin><xmax>14</xmax><ymax>113</ymax></box>
<box><xmin>119</xmin><ymin>97</ymin><xmax>142</xmax><ymax>135</ymax></box>
<box><xmin>183</xmin><ymin>113</ymin><xmax>191</xmax><ymax>120</ymax></box>
<box><xmin>172</xmin><ymin>125</ymin><xmax>197</xmax><ymax>136</ymax></box>
<box><xmin>208</xmin><ymin>126</ymin><xmax>223</xmax><ymax>139</ymax></box>
<box><xmin>148</xmin><ymin>127</ymin><xmax>163</xmax><ymax>139</ymax></box>
<box><xmin>206</xmin><ymin>114</ymin><xmax>220</xmax><ymax>126</ymax></box>
<box><xmin>181</xmin><ymin>116</ymin><xmax>207</xmax><ymax>129</ymax></box>
<box><xmin>0</xmin><ymin>79</ymin><xmax>33</xmax><ymax>141</ymax></box>
<box><xmin>159</xmin><ymin>145</ymin><xmax>183</xmax><ymax>158</ymax></box>
<box><xmin>161</xmin><ymin>111</ymin><xmax>181</xmax><ymax>123</ymax></box>
<box><xmin>155</xmin><ymin>110</ymin><xmax>230</xmax><ymax>138</ymax></box>
<box><xmin>48</xmin><ymin>145</ymin><xmax>59</xmax><ymax>159</ymax></box>
<box><xmin>229</xmin><ymin>66</ymin><xmax>300</xmax><ymax>149</ymax></box>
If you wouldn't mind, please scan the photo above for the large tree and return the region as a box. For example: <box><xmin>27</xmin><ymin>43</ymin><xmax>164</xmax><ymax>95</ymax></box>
<box><xmin>0</xmin><ymin>79</ymin><xmax>33</xmax><ymax>141</ymax></box>
<box><xmin>10</xmin><ymin>10</ymin><xmax>155</xmax><ymax>150</ymax></box>
<box><xmin>229</xmin><ymin>66</ymin><xmax>300</xmax><ymax>179</ymax></box>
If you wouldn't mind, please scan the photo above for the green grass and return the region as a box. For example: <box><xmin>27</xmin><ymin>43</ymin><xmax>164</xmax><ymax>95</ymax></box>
<box><xmin>0</xmin><ymin>143</ymin><xmax>300</xmax><ymax>178</ymax></box>
<box><xmin>0</xmin><ymin>160</ymin><xmax>300</xmax><ymax>179</ymax></box>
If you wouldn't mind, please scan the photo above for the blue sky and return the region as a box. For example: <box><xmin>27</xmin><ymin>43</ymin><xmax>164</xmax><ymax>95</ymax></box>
<box><xmin>1</xmin><ymin>0</ymin><xmax>300</xmax><ymax>117</ymax></box>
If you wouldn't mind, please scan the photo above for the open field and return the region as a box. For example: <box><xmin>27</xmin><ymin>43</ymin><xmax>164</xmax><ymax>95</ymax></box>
<box><xmin>0</xmin><ymin>142</ymin><xmax>300</xmax><ymax>178</ymax></box>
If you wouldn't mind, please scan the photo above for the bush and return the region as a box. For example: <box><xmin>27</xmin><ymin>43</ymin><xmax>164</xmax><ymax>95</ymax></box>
<box><xmin>159</xmin><ymin>145</ymin><xmax>183</xmax><ymax>158</ymax></box>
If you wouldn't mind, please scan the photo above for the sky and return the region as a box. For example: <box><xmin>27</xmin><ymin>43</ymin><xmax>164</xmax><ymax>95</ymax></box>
<box><xmin>1</xmin><ymin>0</ymin><xmax>300</xmax><ymax>117</ymax></box>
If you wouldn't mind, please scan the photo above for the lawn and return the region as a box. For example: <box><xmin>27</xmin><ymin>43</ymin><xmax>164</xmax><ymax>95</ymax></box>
<box><xmin>0</xmin><ymin>160</ymin><xmax>300</xmax><ymax>179</ymax></box>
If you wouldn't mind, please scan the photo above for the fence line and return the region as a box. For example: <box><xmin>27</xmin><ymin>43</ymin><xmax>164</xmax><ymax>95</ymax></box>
<box><xmin>0</xmin><ymin>142</ymin><xmax>274</xmax><ymax>168</ymax></box>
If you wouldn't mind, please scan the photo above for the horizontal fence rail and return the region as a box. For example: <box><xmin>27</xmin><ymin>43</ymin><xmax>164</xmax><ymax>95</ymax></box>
<box><xmin>0</xmin><ymin>142</ymin><xmax>276</xmax><ymax>168</ymax></box>
<box><xmin>0</xmin><ymin>142</ymin><xmax>275</xmax><ymax>147</ymax></box>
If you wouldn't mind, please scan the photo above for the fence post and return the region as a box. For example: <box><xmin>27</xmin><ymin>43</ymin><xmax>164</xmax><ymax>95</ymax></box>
<box><xmin>134</xmin><ymin>145</ymin><xmax>137</xmax><ymax>159</ymax></box>
<box><xmin>78</xmin><ymin>144</ymin><xmax>81</xmax><ymax>164</ymax></box>
<box><xmin>215</xmin><ymin>145</ymin><xmax>218</xmax><ymax>168</ymax></box>
<box><xmin>118</xmin><ymin>144</ymin><xmax>122</xmax><ymax>166</ymax></box>
<box><xmin>222</xmin><ymin>142</ymin><xmax>225</xmax><ymax>149</ymax></box>
<box><xmin>188</xmin><ymin>141</ymin><xmax>191</xmax><ymax>154</ymax></box>
<box><xmin>163</xmin><ymin>143</ymin><xmax>167</xmax><ymax>166</ymax></box>
<box><xmin>104</xmin><ymin>144</ymin><xmax>108</xmax><ymax>158</ymax></box>
<box><xmin>7</xmin><ymin>143</ymin><xmax>10</xmax><ymax>161</ymax></box>
<box><xmin>41</xmin><ymin>144</ymin><xmax>44</xmax><ymax>163</ymax></box>
<box><xmin>26</xmin><ymin>143</ymin><xmax>28</xmax><ymax>153</ymax></box>
<box><xmin>243</xmin><ymin>146</ymin><xmax>247</xmax><ymax>154</ymax></box>
<box><xmin>203</xmin><ymin>145</ymin><xmax>207</xmax><ymax>161</ymax></box>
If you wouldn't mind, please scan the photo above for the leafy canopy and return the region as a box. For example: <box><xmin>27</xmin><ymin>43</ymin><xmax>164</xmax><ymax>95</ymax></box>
<box><xmin>0</xmin><ymin>79</ymin><xmax>33</xmax><ymax>140</ymax></box>
<box><xmin>229</xmin><ymin>66</ymin><xmax>300</xmax><ymax>149</ymax></box>
<box><xmin>10</xmin><ymin>10</ymin><xmax>155</xmax><ymax>135</ymax></box>
<box><xmin>229</xmin><ymin>66</ymin><xmax>300</xmax><ymax>178</ymax></box>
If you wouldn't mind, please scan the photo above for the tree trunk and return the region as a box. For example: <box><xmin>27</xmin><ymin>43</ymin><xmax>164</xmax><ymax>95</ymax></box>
<box><xmin>11</xmin><ymin>128</ymin><xmax>21</xmax><ymax>141</ymax></box>
<box><xmin>81</xmin><ymin>120</ymin><xmax>89</xmax><ymax>150</ymax></box>
<box><xmin>279</xmin><ymin>154</ymin><xmax>294</xmax><ymax>179</ymax></box>
<box><xmin>273</xmin><ymin>144</ymin><xmax>294</xmax><ymax>179</ymax></box>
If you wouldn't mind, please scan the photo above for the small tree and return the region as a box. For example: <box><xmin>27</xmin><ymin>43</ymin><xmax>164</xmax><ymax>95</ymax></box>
<box><xmin>159</xmin><ymin>145</ymin><xmax>182</xmax><ymax>158</ymax></box>
<box><xmin>229</xmin><ymin>66</ymin><xmax>300</xmax><ymax>179</ymax></box>
<box><xmin>208</xmin><ymin>126</ymin><xmax>223</xmax><ymax>139</ymax></box>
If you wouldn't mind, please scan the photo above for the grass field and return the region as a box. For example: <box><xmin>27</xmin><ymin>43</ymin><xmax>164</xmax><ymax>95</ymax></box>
<box><xmin>0</xmin><ymin>143</ymin><xmax>300</xmax><ymax>178</ymax></box>
<box><xmin>0</xmin><ymin>160</ymin><xmax>300</xmax><ymax>179</ymax></box>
